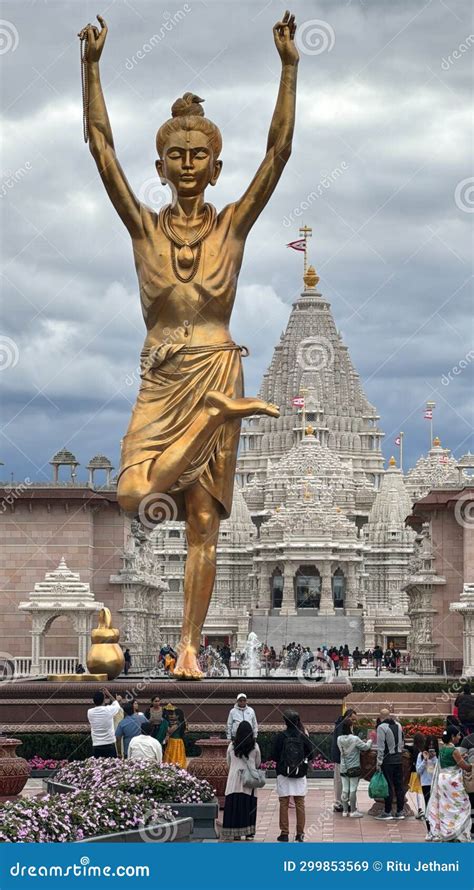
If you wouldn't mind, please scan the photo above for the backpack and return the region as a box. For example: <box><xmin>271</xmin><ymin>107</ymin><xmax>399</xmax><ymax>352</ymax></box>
<box><xmin>281</xmin><ymin>734</ymin><xmax>308</xmax><ymax>778</ymax></box>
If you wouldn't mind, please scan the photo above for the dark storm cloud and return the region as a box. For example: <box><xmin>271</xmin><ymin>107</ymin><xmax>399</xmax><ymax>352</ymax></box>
<box><xmin>1</xmin><ymin>0</ymin><xmax>472</xmax><ymax>481</ymax></box>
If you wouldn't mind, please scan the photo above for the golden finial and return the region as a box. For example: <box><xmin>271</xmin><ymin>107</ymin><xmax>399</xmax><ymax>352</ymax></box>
<box><xmin>303</xmin><ymin>264</ymin><xmax>319</xmax><ymax>290</ymax></box>
<box><xmin>388</xmin><ymin>455</ymin><xmax>397</xmax><ymax>468</ymax></box>
<box><xmin>433</xmin><ymin>436</ymin><xmax>441</xmax><ymax>447</ymax></box>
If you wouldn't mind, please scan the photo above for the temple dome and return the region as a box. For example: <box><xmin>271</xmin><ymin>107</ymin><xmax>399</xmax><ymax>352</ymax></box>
<box><xmin>365</xmin><ymin>461</ymin><xmax>414</xmax><ymax>545</ymax></box>
<box><xmin>405</xmin><ymin>439</ymin><xmax>460</xmax><ymax>501</ymax></box>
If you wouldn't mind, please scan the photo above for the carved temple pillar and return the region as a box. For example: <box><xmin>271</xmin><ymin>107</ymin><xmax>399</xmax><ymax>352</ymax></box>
<box><xmin>450</xmin><ymin>583</ymin><xmax>474</xmax><ymax>677</ymax></box>
<box><xmin>319</xmin><ymin>562</ymin><xmax>335</xmax><ymax>615</ymax></box>
<box><xmin>345</xmin><ymin>562</ymin><xmax>359</xmax><ymax>613</ymax></box>
<box><xmin>280</xmin><ymin>563</ymin><xmax>297</xmax><ymax>616</ymax></box>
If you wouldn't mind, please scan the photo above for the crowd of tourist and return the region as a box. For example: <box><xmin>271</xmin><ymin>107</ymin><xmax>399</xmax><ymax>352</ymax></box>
<box><xmin>85</xmin><ymin>683</ymin><xmax>474</xmax><ymax>843</ymax></box>
<box><xmin>87</xmin><ymin>688</ymin><xmax>187</xmax><ymax>768</ymax></box>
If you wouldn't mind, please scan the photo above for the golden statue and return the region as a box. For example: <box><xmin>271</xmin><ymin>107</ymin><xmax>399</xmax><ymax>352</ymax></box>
<box><xmin>78</xmin><ymin>11</ymin><xmax>299</xmax><ymax>678</ymax></box>
<box><xmin>87</xmin><ymin>607</ymin><xmax>125</xmax><ymax>680</ymax></box>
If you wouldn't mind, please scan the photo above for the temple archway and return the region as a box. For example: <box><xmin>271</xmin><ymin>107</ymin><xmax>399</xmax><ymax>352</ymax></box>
<box><xmin>295</xmin><ymin>565</ymin><xmax>321</xmax><ymax>609</ymax></box>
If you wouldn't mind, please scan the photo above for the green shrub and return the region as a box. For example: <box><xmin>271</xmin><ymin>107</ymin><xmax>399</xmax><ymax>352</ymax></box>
<box><xmin>15</xmin><ymin>733</ymin><xmax>92</xmax><ymax>762</ymax></box>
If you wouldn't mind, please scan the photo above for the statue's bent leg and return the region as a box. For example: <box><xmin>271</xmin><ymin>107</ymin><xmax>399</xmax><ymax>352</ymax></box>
<box><xmin>118</xmin><ymin>393</ymin><xmax>279</xmax><ymax>514</ymax></box>
<box><xmin>173</xmin><ymin>482</ymin><xmax>220</xmax><ymax>680</ymax></box>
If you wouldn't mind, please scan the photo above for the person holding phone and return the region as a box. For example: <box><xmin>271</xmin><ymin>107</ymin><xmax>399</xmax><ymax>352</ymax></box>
<box><xmin>416</xmin><ymin>736</ymin><xmax>439</xmax><ymax>840</ymax></box>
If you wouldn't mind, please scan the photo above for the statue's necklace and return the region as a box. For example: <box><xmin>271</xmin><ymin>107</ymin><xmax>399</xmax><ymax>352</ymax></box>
<box><xmin>160</xmin><ymin>203</ymin><xmax>216</xmax><ymax>283</ymax></box>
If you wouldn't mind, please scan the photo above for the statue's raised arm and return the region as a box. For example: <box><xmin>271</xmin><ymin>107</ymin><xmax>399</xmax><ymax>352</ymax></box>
<box><xmin>78</xmin><ymin>16</ymin><xmax>143</xmax><ymax>239</ymax></box>
<box><xmin>232</xmin><ymin>10</ymin><xmax>299</xmax><ymax>237</ymax></box>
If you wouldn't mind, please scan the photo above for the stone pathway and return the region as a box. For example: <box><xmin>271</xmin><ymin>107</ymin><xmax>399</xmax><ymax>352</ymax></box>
<box><xmin>218</xmin><ymin>779</ymin><xmax>426</xmax><ymax>844</ymax></box>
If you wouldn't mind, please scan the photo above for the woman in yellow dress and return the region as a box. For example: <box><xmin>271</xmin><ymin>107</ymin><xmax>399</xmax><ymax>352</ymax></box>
<box><xmin>163</xmin><ymin>705</ymin><xmax>187</xmax><ymax>768</ymax></box>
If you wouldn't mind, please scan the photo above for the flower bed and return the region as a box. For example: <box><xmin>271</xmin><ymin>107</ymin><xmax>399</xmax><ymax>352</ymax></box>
<box><xmin>402</xmin><ymin>722</ymin><xmax>444</xmax><ymax>739</ymax></box>
<box><xmin>55</xmin><ymin>758</ymin><xmax>215</xmax><ymax>803</ymax></box>
<box><xmin>0</xmin><ymin>789</ymin><xmax>174</xmax><ymax>843</ymax></box>
<box><xmin>27</xmin><ymin>755</ymin><xmax>67</xmax><ymax>777</ymax></box>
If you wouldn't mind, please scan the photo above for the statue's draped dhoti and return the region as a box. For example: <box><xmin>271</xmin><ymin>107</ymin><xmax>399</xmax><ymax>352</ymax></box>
<box><xmin>118</xmin><ymin>341</ymin><xmax>244</xmax><ymax>520</ymax></box>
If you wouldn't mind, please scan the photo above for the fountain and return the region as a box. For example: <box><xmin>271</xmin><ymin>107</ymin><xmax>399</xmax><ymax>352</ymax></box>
<box><xmin>241</xmin><ymin>632</ymin><xmax>263</xmax><ymax>677</ymax></box>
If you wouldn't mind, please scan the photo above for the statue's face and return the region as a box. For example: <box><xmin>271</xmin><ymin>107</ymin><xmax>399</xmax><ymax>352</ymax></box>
<box><xmin>156</xmin><ymin>128</ymin><xmax>222</xmax><ymax>197</ymax></box>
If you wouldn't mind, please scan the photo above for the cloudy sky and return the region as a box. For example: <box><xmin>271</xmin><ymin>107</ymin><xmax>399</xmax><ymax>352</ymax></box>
<box><xmin>1</xmin><ymin>0</ymin><xmax>472</xmax><ymax>484</ymax></box>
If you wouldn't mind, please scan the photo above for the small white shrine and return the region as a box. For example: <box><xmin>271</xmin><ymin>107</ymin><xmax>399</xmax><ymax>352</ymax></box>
<box><xmin>19</xmin><ymin>557</ymin><xmax>103</xmax><ymax>674</ymax></box>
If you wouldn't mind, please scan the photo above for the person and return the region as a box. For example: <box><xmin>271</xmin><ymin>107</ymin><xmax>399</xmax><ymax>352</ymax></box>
<box><xmin>124</xmin><ymin>648</ymin><xmax>132</xmax><ymax>675</ymax></box>
<box><xmin>144</xmin><ymin>695</ymin><xmax>169</xmax><ymax>744</ymax></box>
<box><xmin>128</xmin><ymin>721</ymin><xmax>163</xmax><ymax>764</ymax></box>
<box><xmin>269</xmin><ymin>646</ymin><xmax>277</xmax><ymax>670</ymax></box>
<box><xmin>427</xmin><ymin>726</ymin><xmax>472</xmax><ymax>842</ymax></box>
<box><xmin>221</xmin><ymin>720</ymin><xmax>261</xmax><ymax>841</ymax></box>
<box><xmin>163</xmin><ymin>704</ymin><xmax>187</xmax><ymax>767</ymax></box>
<box><xmin>373</xmin><ymin>645</ymin><xmax>383</xmax><ymax>676</ymax></box>
<box><xmin>132</xmin><ymin>698</ymin><xmax>147</xmax><ymax>724</ymax></box>
<box><xmin>408</xmin><ymin>731</ymin><xmax>426</xmax><ymax>819</ymax></box>
<box><xmin>272</xmin><ymin>710</ymin><xmax>313</xmax><ymax>842</ymax></box>
<box><xmin>456</xmin><ymin>683</ymin><xmax>474</xmax><ymax>735</ymax></box>
<box><xmin>375</xmin><ymin>708</ymin><xmax>405</xmax><ymax>820</ymax></box>
<box><xmin>458</xmin><ymin>731</ymin><xmax>474</xmax><ymax>838</ymax></box>
<box><xmin>416</xmin><ymin>736</ymin><xmax>439</xmax><ymax>840</ymax></box>
<box><xmin>352</xmin><ymin>647</ymin><xmax>362</xmax><ymax>670</ymax></box>
<box><xmin>337</xmin><ymin>718</ymin><xmax>372</xmax><ymax>818</ymax></box>
<box><xmin>164</xmin><ymin>649</ymin><xmax>176</xmax><ymax>674</ymax></box>
<box><xmin>330</xmin><ymin>649</ymin><xmax>340</xmax><ymax>676</ymax></box>
<box><xmin>87</xmin><ymin>688</ymin><xmax>121</xmax><ymax>758</ymax></box>
<box><xmin>331</xmin><ymin>708</ymin><xmax>357</xmax><ymax>812</ymax></box>
<box><xmin>78</xmin><ymin>9</ymin><xmax>299</xmax><ymax>681</ymax></box>
<box><xmin>226</xmin><ymin>693</ymin><xmax>258</xmax><ymax>740</ymax></box>
<box><xmin>75</xmin><ymin>663</ymin><xmax>86</xmax><ymax>674</ymax></box>
<box><xmin>342</xmin><ymin>644</ymin><xmax>350</xmax><ymax>671</ymax></box>
<box><xmin>221</xmin><ymin>643</ymin><xmax>232</xmax><ymax>677</ymax></box>
<box><xmin>115</xmin><ymin>700</ymin><xmax>143</xmax><ymax>757</ymax></box>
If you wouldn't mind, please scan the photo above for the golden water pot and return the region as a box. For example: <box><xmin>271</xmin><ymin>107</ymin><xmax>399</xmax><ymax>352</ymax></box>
<box><xmin>86</xmin><ymin>607</ymin><xmax>125</xmax><ymax>680</ymax></box>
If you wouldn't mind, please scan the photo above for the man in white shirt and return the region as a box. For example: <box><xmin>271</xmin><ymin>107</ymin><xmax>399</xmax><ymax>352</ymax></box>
<box><xmin>226</xmin><ymin>693</ymin><xmax>258</xmax><ymax>740</ymax></box>
<box><xmin>87</xmin><ymin>688</ymin><xmax>122</xmax><ymax>758</ymax></box>
<box><xmin>128</xmin><ymin>721</ymin><xmax>163</xmax><ymax>764</ymax></box>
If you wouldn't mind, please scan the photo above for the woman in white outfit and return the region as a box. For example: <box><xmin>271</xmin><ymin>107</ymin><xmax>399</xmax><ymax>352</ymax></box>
<box><xmin>337</xmin><ymin>719</ymin><xmax>372</xmax><ymax>817</ymax></box>
<box><xmin>222</xmin><ymin>720</ymin><xmax>261</xmax><ymax>841</ymax></box>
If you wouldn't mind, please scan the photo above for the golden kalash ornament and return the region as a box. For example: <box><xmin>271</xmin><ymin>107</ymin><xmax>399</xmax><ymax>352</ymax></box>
<box><xmin>78</xmin><ymin>11</ymin><xmax>299</xmax><ymax>678</ymax></box>
<box><xmin>86</xmin><ymin>607</ymin><xmax>125</xmax><ymax>680</ymax></box>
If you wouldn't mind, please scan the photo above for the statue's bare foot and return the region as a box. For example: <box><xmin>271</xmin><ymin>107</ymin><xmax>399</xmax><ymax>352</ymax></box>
<box><xmin>172</xmin><ymin>646</ymin><xmax>204</xmax><ymax>680</ymax></box>
<box><xmin>205</xmin><ymin>391</ymin><xmax>279</xmax><ymax>420</ymax></box>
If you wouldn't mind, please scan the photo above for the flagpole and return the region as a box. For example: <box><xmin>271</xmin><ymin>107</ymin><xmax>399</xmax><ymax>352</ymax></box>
<box><xmin>400</xmin><ymin>431</ymin><xmax>404</xmax><ymax>473</ymax></box>
<box><xmin>426</xmin><ymin>400</ymin><xmax>436</xmax><ymax>449</ymax></box>
<box><xmin>299</xmin><ymin>225</ymin><xmax>312</xmax><ymax>278</ymax></box>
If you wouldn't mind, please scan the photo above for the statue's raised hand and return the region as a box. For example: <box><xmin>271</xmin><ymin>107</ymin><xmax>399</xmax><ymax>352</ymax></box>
<box><xmin>273</xmin><ymin>10</ymin><xmax>298</xmax><ymax>65</ymax></box>
<box><xmin>78</xmin><ymin>14</ymin><xmax>108</xmax><ymax>62</ymax></box>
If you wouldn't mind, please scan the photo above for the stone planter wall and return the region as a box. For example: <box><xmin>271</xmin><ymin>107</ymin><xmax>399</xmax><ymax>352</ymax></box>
<box><xmin>76</xmin><ymin>817</ymin><xmax>193</xmax><ymax>843</ymax></box>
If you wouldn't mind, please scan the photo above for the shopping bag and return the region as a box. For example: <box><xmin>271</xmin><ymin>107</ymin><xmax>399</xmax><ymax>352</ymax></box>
<box><xmin>368</xmin><ymin>770</ymin><xmax>389</xmax><ymax>799</ymax></box>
